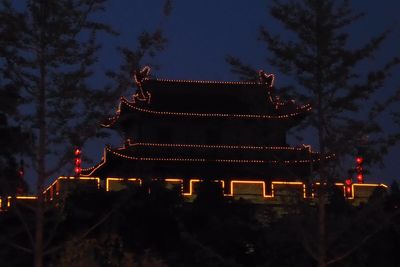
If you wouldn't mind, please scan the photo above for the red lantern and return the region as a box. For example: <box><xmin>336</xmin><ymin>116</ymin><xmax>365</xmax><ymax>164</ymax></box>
<box><xmin>74</xmin><ymin>148</ymin><xmax>82</xmax><ymax>176</ymax></box>
<box><xmin>16</xmin><ymin>160</ymin><xmax>25</xmax><ymax>195</ymax></box>
<box><xmin>74</xmin><ymin>149</ymin><xmax>81</xmax><ymax>156</ymax></box>
<box><xmin>355</xmin><ymin>156</ymin><xmax>364</xmax><ymax>183</ymax></box>
<box><xmin>345</xmin><ymin>178</ymin><xmax>352</xmax><ymax>198</ymax></box>
<box><xmin>74</xmin><ymin>167</ymin><xmax>81</xmax><ymax>174</ymax></box>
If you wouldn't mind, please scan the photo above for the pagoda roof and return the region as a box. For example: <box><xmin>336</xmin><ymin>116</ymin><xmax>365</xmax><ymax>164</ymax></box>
<box><xmin>139</xmin><ymin>78</ymin><xmax>307</xmax><ymax>114</ymax></box>
<box><xmin>113</xmin><ymin>141</ymin><xmax>319</xmax><ymax>161</ymax></box>
<box><xmin>101</xmin><ymin>67</ymin><xmax>312</xmax><ymax>128</ymax></box>
<box><xmin>81</xmin><ymin>142</ymin><xmax>333</xmax><ymax>179</ymax></box>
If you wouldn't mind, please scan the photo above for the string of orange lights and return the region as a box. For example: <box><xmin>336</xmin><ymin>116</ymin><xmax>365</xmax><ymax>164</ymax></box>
<box><xmin>124</xmin><ymin>141</ymin><xmax>315</xmax><ymax>152</ymax></box>
<box><xmin>0</xmin><ymin>177</ymin><xmax>388</xmax><ymax>211</ymax></box>
<box><xmin>108</xmin><ymin>146</ymin><xmax>334</xmax><ymax>164</ymax></box>
<box><xmin>80</xmin><ymin>143</ymin><xmax>332</xmax><ymax>177</ymax></box>
<box><xmin>102</xmin><ymin>66</ymin><xmax>312</xmax><ymax>128</ymax></box>
<box><xmin>136</xmin><ymin>66</ymin><xmax>306</xmax><ymax>111</ymax></box>
<box><xmin>120</xmin><ymin>97</ymin><xmax>312</xmax><ymax>119</ymax></box>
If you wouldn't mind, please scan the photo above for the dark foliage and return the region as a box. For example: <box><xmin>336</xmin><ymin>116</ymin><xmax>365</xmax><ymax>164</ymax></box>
<box><xmin>227</xmin><ymin>0</ymin><xmax>400</xmax><ymax>174</ymax></box>
<box><xmin>1</xmin><ymin>183</ymin><xmax>399</xmax><ymax>267</ymax></box>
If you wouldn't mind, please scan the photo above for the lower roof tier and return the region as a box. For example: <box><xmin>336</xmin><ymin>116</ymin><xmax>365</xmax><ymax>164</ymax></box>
<box><xmin>81</xmin><ymin>142</ymin><xmax>333</xmax><ymax>180</ymax></box>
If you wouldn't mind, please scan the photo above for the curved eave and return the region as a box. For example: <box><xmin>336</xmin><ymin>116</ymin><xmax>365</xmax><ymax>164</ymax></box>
<box><xmin>99</xmin><ymin>96</ymin><xmax>126</xmax><ymax>128</ymax></box>
<box><xmin>143</xmin><ymin>77</ymin><xmax>263</xmax><ymax>86</ymax></box>
<box><xmin>80</xmin><ymin>148</ymin><xmax>108</xmax><ymax>177</ymax></box>
<box><xmin>104</xmin><ymin>97</ymin><xmax>312</xmax><ymax>124</ymax></box>
<box><xmin>100</xmin><ymin>114</ymin><xmax>119</xmax><ymax>128</ymax></box>
<box><xmin>81</xmin><ymin>145</ymin><xmax>334</xmax><ymax>178</ymax></box>
<box><xmin>108</xmin><ymin>146</ymin><xmax>333</xmax><ymax>165</ymax></box>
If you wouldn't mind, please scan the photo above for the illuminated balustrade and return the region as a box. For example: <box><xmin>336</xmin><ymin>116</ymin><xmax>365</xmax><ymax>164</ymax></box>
<box><xmin>43</xmin><ymin>176</ymin><xmax>100</xmax><ymax>201</ymax></box>
<box><xmin>105</xmin><ymin>178</ymin><xmax>142</xmax><ymax>192</ymax></box>
<box><xmin>0</xmin><ymin>178</ymin><xmax>388</xmax><ymax>211</ymax></box>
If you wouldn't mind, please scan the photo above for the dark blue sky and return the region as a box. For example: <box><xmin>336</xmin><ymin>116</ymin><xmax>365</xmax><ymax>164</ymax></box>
<box><xmin>82</xmin><ymin>1</ymin><xmax>400</xmax><ymax>185</ymax></box>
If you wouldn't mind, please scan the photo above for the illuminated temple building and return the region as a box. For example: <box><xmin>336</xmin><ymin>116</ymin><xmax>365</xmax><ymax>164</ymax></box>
<box><xmin>82</xmin><ymin>67</ymin><xmax>321</xmax><ymax>194</ymax></box>
<box><xmin>0</xmin><ymin>67</ymin><xmax>387</xmax><ymax>210</ymax></box>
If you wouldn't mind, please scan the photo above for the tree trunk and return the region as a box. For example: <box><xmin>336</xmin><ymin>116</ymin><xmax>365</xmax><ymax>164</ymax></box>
<box><xmin>34</xmin><ymin>17</ymin><xmax>47</xmax><ymax>266</ymax></box>
<box><xmin>317</xmin><ymin>100</ymin><xmax>327</xmax><ymax>267</ymax></box>
<box><xmin>34</xmin><ymin>195</ymin><xmax>44</xmax><ymax>267</ymax></box>
<box><xmin>34</xmin><ymin>63</ymin><xmax>46</xmax><ymax>267</ymax></box>
<box><xmin>318</xmin><ymin>188</ymin><xmax>327</xmax><ymax>267</ymax></box>
<box><xmin>315</xmin><ymin>2</ymin><xmax>327</xmax><ymax>265</ymax></box>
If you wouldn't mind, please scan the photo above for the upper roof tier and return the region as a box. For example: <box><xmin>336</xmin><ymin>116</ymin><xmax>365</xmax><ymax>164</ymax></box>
<box><xmin>102</xmin><ymin>67</ymin><xmax>312</xmax><ymax>127</ymax></box>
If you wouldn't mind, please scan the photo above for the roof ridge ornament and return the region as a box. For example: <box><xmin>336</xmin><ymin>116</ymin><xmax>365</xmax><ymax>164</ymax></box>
<box><xmin>133</xmin><ymin>66</ymin><xmax>152</xmax><ymax>103</ymax></box>
<box><xmin>258</xmin><ymin>70</ymin><xmax>279</xmax><ymax>109</ymax></box>
<box><xmin>258</xmin><ymin>70</ymin><xmax>275</xmax><ymax>87</ymax></box>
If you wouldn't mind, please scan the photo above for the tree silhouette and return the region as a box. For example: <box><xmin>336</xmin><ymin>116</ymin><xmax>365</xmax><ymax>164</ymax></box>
<box><xmin>0</xmin><ymin>0</ymin><xmax>172</xmax><ymax>266</ymax></box>
<box><xmin>227</xmin><ymin>1</ymin><xmax>399</xmax><ymax>266</ymax></box>
<box><xmin>227</xmin><ymin>0</ymin><xmax>399</xmax><ymax>170</ymax></box>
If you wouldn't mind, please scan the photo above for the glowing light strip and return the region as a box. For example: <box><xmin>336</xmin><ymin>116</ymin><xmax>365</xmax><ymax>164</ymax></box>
<box><xmin>259</xmin><ymin>71</ymin><xmax>277</xmax><ymax>106</ymax></box>
<box><xmin>109</xmin><ymin>148</ymin><xmax>333</xmax><ymax>164</ymax></box>
<box><xmin>0</xmin><ymin>196</ymin><xmax>37</xmax><ymax>210</ymax></box>
<box><xmin>122</xmin><ymin>98</ymin><xmax>312</xmax><ymax>119</ymax></box>
<box><xmin>347</xmin><ymin>183</ymin><xmax>388</xmax><ymax>200</ymax></box>
<box><xmin>102</xmin><ymin>67</ymin><xmax>310</xmax><ymax>130</ymax></box>
<box><xmin>106</xmin><ymin>178</ymin><xmax>123</xmax><ymax>191</ymax></box>
<box><xmin>314</xmin><ymin>182</ymin><xmax>345</xmax><ymax>186</ymax></box>
<box><xmin>1</xmin><ymin>180</ymin><xmax>387</xmax><ymax>210</ymax></box>
<box><xmin>164</xmin><ymin>178</ymin><xmax>184</xmax><ymax>182</ymax></box>
<box><xmin>165</xmin><ymin>178</ymin><xmax>184</xmax><ymax>194</ymax></box>
<box><xmin>312</xmin><ymin>182</ymin><xmax>386</xmax><ymax>198</ymax></box>
<box><xmin>81</xmin><ymin>143</ymin><xmax>321</xmax><ymax>177</ymax></box>
<box><xmin>81</xmin><ymin>165</ymin><xmax>96</xmax><ymax>172</ymax></box>
<box><xmin>182</xmin><ymin>179</ymin><xmax>200</xmax><ymax>196</ymax></box>
<box><xmin>43</xmin><ymin>176</ymin><xmax>101</xmax><ymax>199</ymax></box>
<box><xmin>334</xmin><ymin>182</ymin><xmax>346</xmax><ymax>197</ymax></box>
<box><xmin>56</xmin><ymin>181</ymin><xmax>60</xmax><ymax>195</ymax></box>
<box><xmin>150</xmin><ymin>78</ymin><xmax>260</xmax><ymax>85</ymax></box>
<box><xmin>272</xmin><ymin>181</ymin><xmax>306</xmax><ymax>198</ymax></box>
<box><xmin>228</xmin><ymin>180</ymin><xmax>271</xmax><ymax>198</ymax></box>
<box><xmin>16</xmin><ymin>196</ymin><xmax>37</xmax><ymax>200</ymax></box>
<box><xmin>101</xmin><ymin>98</ymin><xmax>124</xmax><ymax>127</ymax></box>
<box><xmin>134</xmin><ymin>66</ymin><xmax>152</xmax><ymax>102</ymax></box>
<box><xmin>107</xmin><ymin>177</ymin><xmax>225</xmax><ymax>196</ymax></box>
<box><xmin>227</xmin><ymin>180</ymin><xmax>306</xmax><ymax>198</ymax></box>
<box><xmin>43</xmin><ymin>178</ymin><xmax>59</xmax><ymax>195</ymax></box>
<box><xmin>105</xmin><ymin>177</ymin><xmax>142</xmax><ymax>192</ymax></box>
<box><xmin>312</xmin><ymin>182</ymin><xmax>345</xmax><ymax>198</ymax></box>
<box><xmin>134</xmin><ymin>66</ymin><xmax>151</xmax><ymax>85</ymax></box>
<box><xmin>50</xmin><ymin>186</ymin><xmax>54</xmax><ymax>201</ymax></box>
<box><xmin>74</xmin><ymin>176</ymin><xmax>101</xmax><ymax>189</ymax></box>
<box><xmin>142</xmin><ymin>66</ymin><xmax>277</xmax><ymax>89</ymax></box>
<box><xmin>182</xmin><ymin>179</ymin><xmax>225</xmax><ymax>196</ymax></box>
<box><xmin>81</xmin><ymin>149</ymin><xmax>108</xmax><ymax>177</ymax></box>
<box><xmin>127</xmin><ymin>141</ymin><xmax>316</xmax><ymax>152</ymax></box>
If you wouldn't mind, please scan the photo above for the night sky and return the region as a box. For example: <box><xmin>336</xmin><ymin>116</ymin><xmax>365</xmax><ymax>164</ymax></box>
<box><xmin>47</xmin><ymin>1</ymin><xmax>400</xmax><ymax>186</ymax></box>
